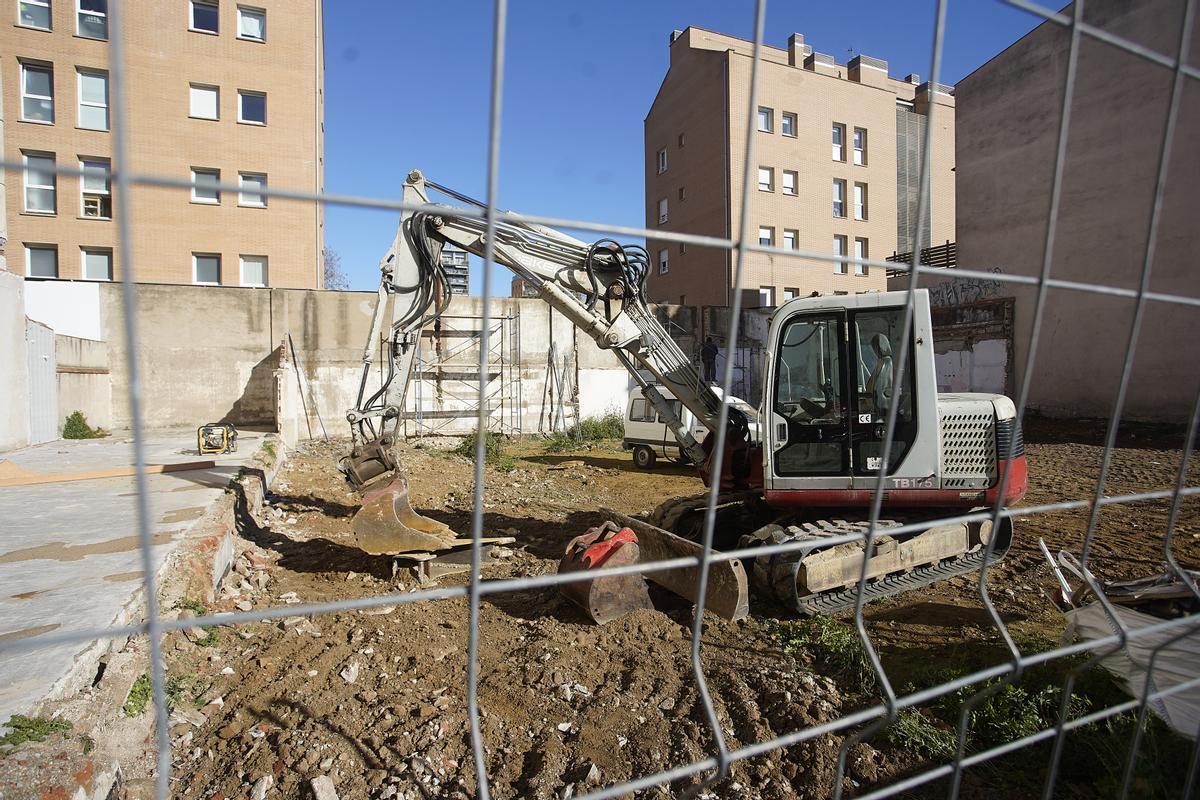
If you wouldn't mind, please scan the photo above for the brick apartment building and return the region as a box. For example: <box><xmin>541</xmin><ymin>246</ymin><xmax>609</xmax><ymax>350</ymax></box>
<box><xmin>645</xmin><ymin>28</ymin><xmax>955</xmax><ymax>308</ymax></box>
<box><xmin>1</xmin><ymin>0</ymin><xmax>324</xmax><ymax>288</ymax></box>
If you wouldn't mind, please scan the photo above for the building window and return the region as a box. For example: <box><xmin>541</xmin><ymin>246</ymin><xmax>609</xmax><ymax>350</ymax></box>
<box><xmin>781</xmin><ymin>112</ymin><xmax>796</xmax><ymax>137</ymax></box>
<box><xmin>77</xmin><ymin>69</ymin><xmax>109</xmax><ymax>131</ymax></box>
<box><xmin>191</xmin><ymin>168</ymin><xmax>221</xmax><ymax>203</ymax></box>
<box><xmin>853</xmin><ymin>183</ymin><xmax>868</xmax><ymax>221</ymax></box>
<box><xmin>658</xmin><ymin>198</ymin><xmax>668</xmax><ymax>225</ymax></box>
<box><xmin>26</xmin><ymin>245</ymin><xmax>58</xmax><ymax>278</ymax></box>
<box><xmin>80</xmin><ymin>158</ymin><xmax>111</xmax><ymax>218</ymax></box>
<box><xmin>193</xmin><ymin>253</ymin><xmax>221</xmax><ymax>285</ymax></box>
<box><xmin>82</xmin><ymin>248</ymin><xmax>112</xmax><ymax>280</ymax></box>
<box><xmin>189</xmin><ymin>84</ymin><xmax>219</xmax><ymax>119</ymax></box>
<box><xmin>240</xmin><ymin>255</ymin><xmax>267</xmax><ymax>286</ymax></box>
<box><xmin>20</xmin><ymin>62</ymin><xmax>54</xmax><ymax>123</ymax></box>
<box><xmin>190</xmin><ymin>0</ymin><xmax>218</xmax><ymax>33</ymax></box>
<box><xmin>678</xmin><ymin>242</ymin><xmax>686</xmax><ymax>255</ymax></box>
<box><xmin>677</xmin><ymin>133</ymin><xmax>685</xmax><ymax>147</ymax></box>
<box><xmin>238</xmin><ymin>90</ymin><xmax>266</xmax><ymax>124</ymax></box>
<box><xmin>658</xmin><ymin>248</ymin><xmax>669</xmax><ymax>275</ymax></box>
<box><xmin>656</xmin><ymin>147</ymin><xmax>667</xmax><ymax>174</ymax></box>
<box><xmin>236</xmin><ymin>5</ymin><xmax>264</xmax><ymax>41</ymax></box>
<box><xmin>781</xmin><ymin>170</ymin><xmax>797</xmax><ymax>196</ymax></box>
<box><xmin>757</xmin><ymin>166</ymin><xmax>773</xmax><ymax>192</ymax></box>
<box><xmin>833</xmin><ymin>179</ymin><xmax>846</xmax><ymax>218</ymax></box>
<box><xmin>23</xmin><ymin>152</ymin><xmax>56</xmax><ymax>214</ymax></box>
<box><xmin>677</xmin><ymin>186</ymin><xmax>686</xmax><ymax>201</ymax></box>
<box><xmin>757</xmin><ymin>106</ymin><xmax>773</xmax><ymax>133</ymax></box>
<box><xmin>834</xmin><ymin>235</ymin><xmax>848</xmax><ymax>274</ymax></box>
<box><xmin>783</xmin><ymin>287</ymin><xmax>799</xmax><ymax>301</ymax></box>
<box><xmin>783</xmin><ymin>229</ymin><xmax>797</xmax><ymax>250</ymax></box>
<box><xmin>239</xmin><ymin>172</ymin><xmax>267</xmax><ymax>206</ymax></box>
<box><xmin>758</xmin><ymin>226</ymin><xmax>774</xmax><ymax>247</ymax></box>
<box><xmin>832</xmin><ymin>122</ymin><xmax>846</xmax><ymax>161</ymax></box>
<box><xmin>18</xmin><ymin>0</ymin><xmax>51</xmax><ymax>29</ymax></box>
<box><xmin>759</xmin><ymin>286</ymin><xmax>775</xmax><ymax>306</ymax></box>
<box><xmin>853</xmin><ymin>127</ymin><xmax>867</xmax><ymax>166</ymax></box>
<box><xmin>854</xmin><ymin>238</ymin><xmax>869</xmax><ymax>276</ymax></box>
<box><xmin>77</xmin><ymin>0</ymin><xmax>106</xmax><ymax>39</ymax></box>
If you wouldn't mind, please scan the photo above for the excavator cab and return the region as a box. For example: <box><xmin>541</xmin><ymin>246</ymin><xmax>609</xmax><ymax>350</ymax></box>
<box><xmin>763</xmin><ymin>289</ymin><xmax>1026</xmax><ymax>508</ymax></box>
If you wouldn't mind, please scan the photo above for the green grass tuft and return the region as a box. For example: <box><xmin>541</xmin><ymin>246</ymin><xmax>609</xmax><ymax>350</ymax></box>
<box><xmin>0</xmin><ymin>715</ymin><xmax>72</xmax><ymax>747</ymax></box>
<box><xmin>123</xmin><ymin>673</ymin><xmax>153</xmax><ymax>717</ymax></box>
<box><xmin>777</xmin><ymin>617</ymin><xmax>877</xmax><ymax>693</ymax></box>
<box><xmin>886</xmin><ymin>708</ymin><xmax>957</xmax><ymax>760</ymax></box>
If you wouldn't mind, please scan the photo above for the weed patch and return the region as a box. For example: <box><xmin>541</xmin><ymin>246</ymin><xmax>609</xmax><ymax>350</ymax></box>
<box><xmin>777</xmin><ymin>617</ymin><xmax>877</xmax><ymax>693</ymax></box>
<box><xmin>0</xmin><ymin>715</ymin><xmax>72</xmax><ymax>748</ymax></box>
<box><xmin>167</xmin><ymin>674</ymin><xmax>213</xmax><ymax>710</ymax></box>
<box><xmin>454</xmin><ymin>431</ymin><xmax>516</xmax><ymax>472</ymax></box>
<box><xmin>885</xmin><ymin>708</ymin><xmax>956</xmax><ymax>760</ymax></box>
<box><xmin>123</xmin><ymin>673</ymin><xmax>153</xmax><ymax>717</ymax></box>
<box><xmin>543</xmin><ymin>410</ymin><xmax>625</xmax><ymax>453</ymax></box>
<box><xmin>62</xmin><ymin>411</ymin><xmax>105</xmax><ymax>440</ymax></box>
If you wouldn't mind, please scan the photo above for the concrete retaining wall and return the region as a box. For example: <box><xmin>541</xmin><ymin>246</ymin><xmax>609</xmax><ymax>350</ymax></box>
<box><xmin>55</xmin><ymin>335</ymin><xmax>112</xmax><ymax>432</ymax></box>
<box><xmin>24</xmin><ymin>282</ymin><xmax>722</xmax><ymax>439</ymax></box>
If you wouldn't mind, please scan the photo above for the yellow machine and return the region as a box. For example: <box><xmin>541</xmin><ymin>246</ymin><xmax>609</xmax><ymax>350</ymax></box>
<box><xmin>197</xmin><ymin>423</ymin><xmax>238</xmax><ymax>455</ymax></box>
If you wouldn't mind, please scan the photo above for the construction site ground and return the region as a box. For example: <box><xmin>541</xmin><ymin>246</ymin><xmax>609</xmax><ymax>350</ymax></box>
<box><xmin>59</xmin><ymin>419</ymin><xmax>1199</xmax><ymax>799</ymax></box>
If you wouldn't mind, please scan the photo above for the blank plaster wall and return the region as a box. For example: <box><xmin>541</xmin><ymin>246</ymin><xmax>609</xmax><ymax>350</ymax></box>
<box><xmin>0</xmin><ymin>272</ymin><xmax>30</xmax><ymax>451</ymax></box>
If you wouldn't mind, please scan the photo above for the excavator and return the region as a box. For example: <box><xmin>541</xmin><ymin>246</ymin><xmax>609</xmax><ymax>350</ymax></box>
<box><xmin>337</xmin><ymin>170</ymin><xmax>1028</xmax><ymax>616</ymax></box>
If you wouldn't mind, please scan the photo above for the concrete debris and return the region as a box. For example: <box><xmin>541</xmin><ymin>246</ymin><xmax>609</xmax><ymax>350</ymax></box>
<box><xmin>340</xmin><ymin>662</ymin><xmax>361</xmax><ymax>684</ymax></box>
<box><xmin>170</xmin><ymin>707</ymin><xmax>209</xmax><ymax>728</ymax></box>
<box><xmin>488</xmin><ymin>546</ymin><xmax>515</xmax><ymax>559</ymax></box>
<box><xmin>250</xmin><ymin>774</ymin><xmax>273</xmax><ymax>800</ymax></box>
<box><xmin>235</xmin><ymin>600</ymin><xmax>254</xmax><ymax>612</ymax></box>
<box><xmin>279</xmin><ymin>592</ymin><xmax>300</xmax><ymax>604</ymax></box>
<box><xmin>310</xmin><ymin>775</ymin><xmax>340</xmax><ymax>800</ymax></box>
<box><xmin>361</xmin><ymin>605</ymin><xmax>397</xmax><ymax>616</ymax></box>
<box><xmin>584</xmin><ymin>763</ymin><xmax>601</xmax><ymax>785</ymax></box>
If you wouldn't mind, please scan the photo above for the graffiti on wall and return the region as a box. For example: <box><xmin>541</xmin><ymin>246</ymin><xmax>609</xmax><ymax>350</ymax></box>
<box><xmin>927</xmin><ymin>267</ymin><xmax>1006</xmax><ymax>308</ymax></box>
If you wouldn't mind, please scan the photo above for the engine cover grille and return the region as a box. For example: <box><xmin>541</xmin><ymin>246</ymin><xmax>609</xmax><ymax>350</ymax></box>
<box><xmin>939</xmin><ymin>403</ymin><xmax>996</xmax><ymax>489</ymax></box>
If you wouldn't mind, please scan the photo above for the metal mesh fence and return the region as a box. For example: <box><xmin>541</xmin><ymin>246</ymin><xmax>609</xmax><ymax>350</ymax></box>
<box><xmin>1</xmin><ymin>0</ymin><xmax>1198</xmax><ymax>797</ymax></box>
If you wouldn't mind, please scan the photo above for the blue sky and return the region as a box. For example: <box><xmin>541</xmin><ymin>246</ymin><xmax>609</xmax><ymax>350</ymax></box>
<box><xmin>322</xmin><ymin>1</ymin><xmax>1044</xmax><ymax>293</ymax></box>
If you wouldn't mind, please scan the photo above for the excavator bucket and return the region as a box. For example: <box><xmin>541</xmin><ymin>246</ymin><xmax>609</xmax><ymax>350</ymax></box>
<box><xmin>558</xmin><ymin>523</ymin><xmax>653</xmax><ymax>624</ymax></box>
<box><xmin>352</xmin><ymin>475</ymin><xmax>460</xmax><ymax>555</ymax></box>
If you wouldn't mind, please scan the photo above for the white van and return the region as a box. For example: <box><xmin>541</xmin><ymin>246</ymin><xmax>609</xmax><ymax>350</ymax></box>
<box><xmin>622</xmin><ymin>386</ymin><xmax>760</xmax><ymax>469</ymax></box>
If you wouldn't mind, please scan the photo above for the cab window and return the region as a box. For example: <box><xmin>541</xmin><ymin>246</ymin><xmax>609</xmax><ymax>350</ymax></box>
<box><xmin>772</xmin><ymin>314</ymin><xmax>846</xmax><ymax>475</ymax></box>
<box><xmin>628</xmin><ymin>398</ymin><xmax>655</xmax><ymax>423</ymax></box>
<box><xmin>851</xmin><ymin>308</ymin><xmax>916</xmax><ymax>473</ymax></box>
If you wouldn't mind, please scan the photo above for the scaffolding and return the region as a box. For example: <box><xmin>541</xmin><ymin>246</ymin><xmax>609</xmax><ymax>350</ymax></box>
<box><xmin>404</xmin><ymin>314</ymin><xmax>522</xmax><ymax>437</ymax></box>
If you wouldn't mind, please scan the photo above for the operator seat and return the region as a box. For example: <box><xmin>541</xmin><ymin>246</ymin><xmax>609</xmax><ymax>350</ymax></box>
<box><xmin>864</xmin><ymin>333</ymin><xmax>893</xmax><ymax>413</ymax></box>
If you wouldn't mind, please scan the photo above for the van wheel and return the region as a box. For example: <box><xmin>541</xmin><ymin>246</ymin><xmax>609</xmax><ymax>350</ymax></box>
<box><xmin>633</xmin><ymin>446</ymin><xmax>657</xmax><ymax>470</ymax></box>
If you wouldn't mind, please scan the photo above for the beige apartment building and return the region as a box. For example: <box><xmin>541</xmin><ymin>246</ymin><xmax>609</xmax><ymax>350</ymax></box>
<box><xmin>645</xmin><ymin>28</ymin><xmax>955</xmax><ymax>308</ymax></box>
<box><xmin>1</xmin><ymin>0</ymin><xmax>323</xmax><ymax>288</ymax></box>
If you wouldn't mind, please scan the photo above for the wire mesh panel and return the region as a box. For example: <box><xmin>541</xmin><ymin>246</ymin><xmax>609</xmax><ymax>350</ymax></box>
<box><xmin>0</xmin><ymin>1</ymin><xmax>1198</xmax><ymax>799</ymax></box>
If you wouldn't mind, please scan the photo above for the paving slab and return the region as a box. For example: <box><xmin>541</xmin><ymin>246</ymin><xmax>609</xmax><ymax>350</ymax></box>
<box><xmin>0</xmin><ymin>429</ymin><xmax>267</xmax><ymax>725</ymax></box>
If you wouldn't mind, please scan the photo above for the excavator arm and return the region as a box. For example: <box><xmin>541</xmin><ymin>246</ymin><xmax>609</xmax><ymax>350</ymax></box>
<box><xmin>338</xmin><ymin>171</ymin><xmax>756</xmax><ymax>555</ymax></box>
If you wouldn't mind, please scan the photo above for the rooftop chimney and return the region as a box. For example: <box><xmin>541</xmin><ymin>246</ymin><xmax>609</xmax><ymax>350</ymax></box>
<box><xmin>906</xmin><ymin>73</ymin><xmax>921</xmax><ymax>84</ymax></box>
<box><xmin>787</xmin><ymin>33</ymin><xmax>809</xmax><ymax>66</ymax></box>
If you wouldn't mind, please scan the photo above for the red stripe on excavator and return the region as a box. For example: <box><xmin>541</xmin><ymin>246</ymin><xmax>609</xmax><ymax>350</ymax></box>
<box><xmin>764</xmin><ymin>456</ymin><xmax>1028</xmax><ymax>509</ymax></box>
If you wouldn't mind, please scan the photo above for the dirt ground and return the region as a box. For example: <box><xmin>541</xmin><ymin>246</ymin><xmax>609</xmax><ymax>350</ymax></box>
<box><xmin>160</xmin><ymin>418</ymin><xmax>1198</xmax><ymax>800</ymax></box>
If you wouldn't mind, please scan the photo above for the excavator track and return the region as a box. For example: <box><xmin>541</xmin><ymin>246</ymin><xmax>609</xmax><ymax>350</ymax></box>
<box><xmin>740</xmin><ymin>515</ymin><xmax>1014</xmax><ymax>616</ymax></box>
<box><xmin>648</xmin><ymin>490</ymin><xmax>764</xmax><ymax>537</ymax></box>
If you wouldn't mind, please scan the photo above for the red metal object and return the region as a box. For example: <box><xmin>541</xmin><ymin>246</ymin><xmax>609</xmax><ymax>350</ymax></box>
<box><xmin>558</xmin><ymin>523</ymin><xmax>652</xmax><ymax>624</ymax></box>
<box><xmin>764</xmin><ymin>455</ymin><xmax>1029</xmax><ymax>509</ymax></box>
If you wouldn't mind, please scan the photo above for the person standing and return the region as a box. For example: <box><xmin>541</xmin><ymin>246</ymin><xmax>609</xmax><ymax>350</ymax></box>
<box><xmin>700</xmin><ymin>337</ymin><xmax>719</xmax><ymax>384</ymax></box>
